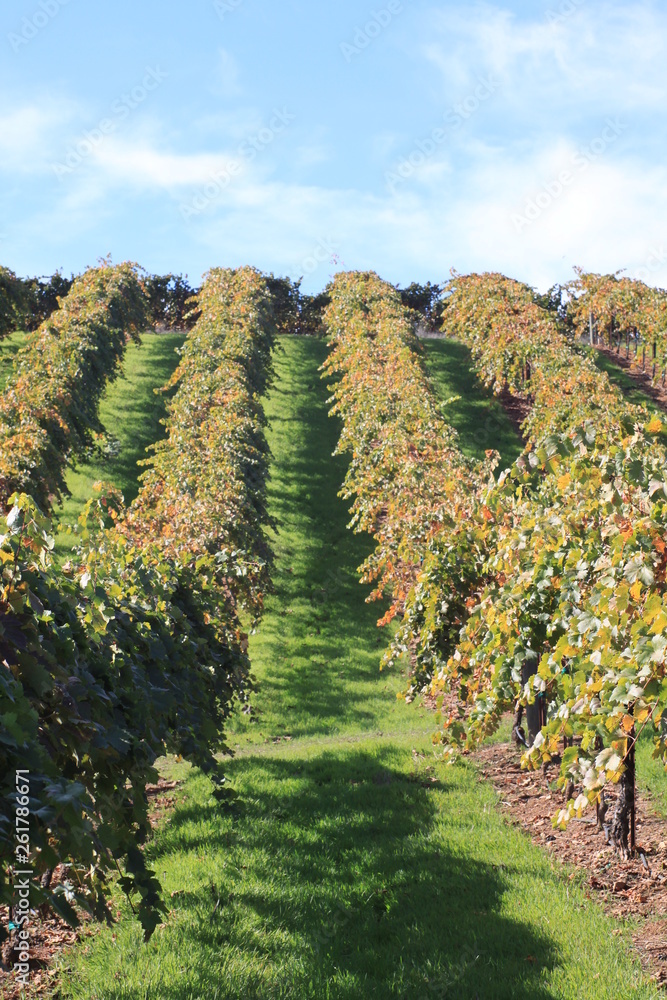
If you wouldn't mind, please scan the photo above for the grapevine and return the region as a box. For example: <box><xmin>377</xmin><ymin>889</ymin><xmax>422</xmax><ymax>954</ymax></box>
<box><xmin>0</xmin><ymin>266</ymin><xmax>276</xmax><ymax>939</ymax></box>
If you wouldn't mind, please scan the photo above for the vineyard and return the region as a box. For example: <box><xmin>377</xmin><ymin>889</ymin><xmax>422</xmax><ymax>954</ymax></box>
<box><xmin>2</xmin><ymin>263</ymin><xmax>667</xmax><ymax>997</ymax></box>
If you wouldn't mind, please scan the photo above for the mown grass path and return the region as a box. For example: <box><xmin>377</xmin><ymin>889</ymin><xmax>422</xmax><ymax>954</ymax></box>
<box><xmin>59</xmin><ymin>337</ymin><xmax>654</xmax><ymax>999</ymax></box>
<box><xmin>54</xmin><ymin>332</ymin><xmax>184</xmax><ymax>556</ymax></box>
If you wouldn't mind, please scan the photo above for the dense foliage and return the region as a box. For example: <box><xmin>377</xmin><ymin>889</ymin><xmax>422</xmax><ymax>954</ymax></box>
<box><xmin>20</xmin><ymin>272</ymin><xmax>76</xmax><ymax>331</ymax></box>
<box><xmin>265</xmin><ymin>275</ymin><xmax>330</xmax><ymax>336</ymax></box>
<box><xmin>0</xmin><ymin>267</ymin><xmax>29</xmax><ymax>339</ymax></box>
<box><xmin>327</xmin><ymin>268</ymin><xmax>667</xmax><ymax>857</ymax></box>
<box><xmin>0</xmin><ymin>266</ymin><xmax>276</xmax><ymax>940</ymax></box>
<box><xmin>397</xmin><ymin>281</ymin><xmax>443</xmax><ymax>332</ymax></box>
<box><xmin>143</xmin><ymin>273</ymin><xmax>199</xmax><ymax>330</ymax></box>
<box><xmin>0</xmin><ymin>263</ymin><xmax>147</xmax><ymax>512</ymax></box>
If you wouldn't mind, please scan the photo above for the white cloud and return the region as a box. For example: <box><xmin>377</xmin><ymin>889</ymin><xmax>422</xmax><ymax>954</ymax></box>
<box><xmin>90</xmin><ymin>138</ymin><xmax>241</xmax><ymax>188</ymax></box>
<box><xmin>0</xmin><ymin>101</ymin><xmax>78</xmax><ymax>171</ymax></box>
<box><xmin>3</xmin><ymin>3</ymin><xmax>667</xmax><ymax>296</ymax></box>
<box><xmin>424</xmin><ymin>2</ymin><xmax>667</xmax><ymax>114</ymax></box>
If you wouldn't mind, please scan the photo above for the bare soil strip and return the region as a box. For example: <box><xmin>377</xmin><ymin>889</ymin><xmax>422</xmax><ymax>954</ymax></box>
<box><xmin>475</xmin><ymin>741</ymin><xmax>667</xmax><ymax>989</ymax></box>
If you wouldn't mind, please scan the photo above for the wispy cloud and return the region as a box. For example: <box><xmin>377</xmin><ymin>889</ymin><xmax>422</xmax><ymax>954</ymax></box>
<box><xmin>212</xmin><ymin>48</ymin><xmax>242</xmax><ymax>97</ymax></box>
<box><xmin>424</xmin><ymin>2</ymin><xmax>667</xmax><ymax>113</ymax></box>
<box><xmin>0</xmin><ymin>101</ymin><xmax>78</xmax><ymax>171</ymax></box>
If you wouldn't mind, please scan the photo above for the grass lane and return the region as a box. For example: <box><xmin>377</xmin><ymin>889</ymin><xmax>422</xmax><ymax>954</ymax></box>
<box><xmin>53</xmin><ymin>332</ymin><xmax>184</xmax><ymax>556</ymax></box>
<box><xmin>421</xmin><ymin>337</ymin><xmax>524</xmax><ymax>468</ymax></box>
<box><xmin>590</xmin><ymin>347</ymin><xmax>662</xmax><ymax>409</ymax></box>
<box><xmin>58</xmin><ymin>337</ymin><xmax>654</xmax><ymax>999</ymax></box>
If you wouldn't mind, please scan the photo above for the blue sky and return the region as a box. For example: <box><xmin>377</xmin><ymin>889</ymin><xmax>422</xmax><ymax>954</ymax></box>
<box><xmin>1</xmin><ymin>0</ymin><xmax>666</xmax><ymax>291</ymax></box>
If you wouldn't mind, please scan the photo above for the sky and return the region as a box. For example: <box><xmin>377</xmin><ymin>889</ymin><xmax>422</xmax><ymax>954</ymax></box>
<box><xmin>1</xmin><ymin>0</ymin><xmax>666</xmax><ymax>292</ymax></box>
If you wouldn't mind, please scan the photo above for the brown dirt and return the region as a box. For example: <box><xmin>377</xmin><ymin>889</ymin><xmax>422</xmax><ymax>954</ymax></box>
<box><xmin>497</xmin><ymin>386</ymin><xmax>531</xmax><ymax>442</ymax></box>
<box><xmin>0</xmin><ymin>865</ymin><xmax>83</xmax><ymax>999</ymax></box>
<box><xmin>596</xmin><ymin>344</ymin><xmax>667</xmax><ymax>413</ymax></box>
<box><xmin>0</xmin><ymin>778</ymin><xmax>182</xmax><ymax>997</ymax></box>
<box><xmin>475</xmin><ymin>740</ymin><xmax>667</xmax><ymax>988</ymax></box>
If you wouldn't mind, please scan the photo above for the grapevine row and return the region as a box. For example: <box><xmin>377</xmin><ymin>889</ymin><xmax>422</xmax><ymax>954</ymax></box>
<box><xmin>0</xmin><ymin>267</ymin><xmax>25</xmax><ymax>340</ymax></box>
<box><xmin>433</xmin><ymin>272</ymin><xmax>667</xmax><ymax>852</ymax></box>
<box><xmin>441</xmin><ymin>271</ymin><xmax>646</xmax><ymax>443</ymax></box>
<box><xmin>566</xmin><ymin>268</ymin><xmax>667</xmax><ymax>369</ymax></box>
<box><xmin>327</xmin><ymin>269</ymin><xmax>667</xmax><ymax>859</ymax></box>
<box><xmin>322</xmin><ymin>272</ymin><xmax>484</xmax><ymax>639</ymax></box>
<box><xmin>0</xmin><ymin>262</ymin><xmax>146</xmax><ymax>512</ymax></box>
<box><xmin>0</xmin><ymin>266</ymin><xmax>276</xmax><ymax>939</ymax></box>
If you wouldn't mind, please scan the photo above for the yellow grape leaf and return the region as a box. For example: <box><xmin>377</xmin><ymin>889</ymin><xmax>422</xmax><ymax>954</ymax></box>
<box><xmin>651</xmin><ymin>612</ymin><xmax>667</xmax><ymax>635</ymax></box>
<box><xmin>646</xmin><ymin>416</ymin><xmax>663</xmax><ymax>435</ymax></box>
<box><xmin>644</xmin><ymin>592</ymin><xmax>663</xmax><ymax>623</ymax></box>
<box><xmin>557</xmin><ymin>473</ymin><xmax>571</xmax><ymax>490</ymax></box>
<box><xmin>630</xmin><ymin>580</ymin><xmax>643</xmax><ymax>602</ymax></box>
<box><xmin>636</xmin><ymin>707</ymin><xmax>652</xmax><ymax>724</ymax></box>
<box><xmin>621</xmin><ymin>714</ymin><xmax>634</xmax><ymax>734</ymax></box>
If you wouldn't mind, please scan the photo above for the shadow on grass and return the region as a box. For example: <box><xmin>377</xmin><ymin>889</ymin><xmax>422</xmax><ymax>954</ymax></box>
<box><xmin>144</xmin><ymin>746</ymin><xmax>559</xmax><ymax>999</ymax></box>
<box><xmin>421</xmin><ymin>338</ymin><xmax>524</xmax><ymax>469</ymax></box>
<box><xmin>54</xmin><ymin>333</ymin><xmax>184</xmax><ymax>554</ymax></box>
<box><xmin>240</xmin><ymin>337</ymin><xmax>398</xmax><ymax>738</ymax></box>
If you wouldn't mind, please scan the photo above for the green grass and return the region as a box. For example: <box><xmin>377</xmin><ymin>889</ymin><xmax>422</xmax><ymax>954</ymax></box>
<box><xmin>53</xmin><ymin>332</ymin><xmax>184</xmax><ymax>556</ymax></box>
<box><xmin>0</xmin><ymin>328</ymin><xmax>27</xmax><ymax>391</ymax></box>
<box><xmin>421</xmin><ymin>338</ymin><xmax>524</xmax><ymax>469</ymax></box>
<box><xmin>637</xmin><ymin>736</ymin><xmax>667</xmax><ymax>814</ymax></box>
<box><xmin>56</xmin><ymin>336</ymin><xmax>656</xmax><ymax>1000</ymax></box>
<box><xmin>636</xmin><ymin>728</ymin><xmax>667</xmax><ymax>821</ymax></box>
